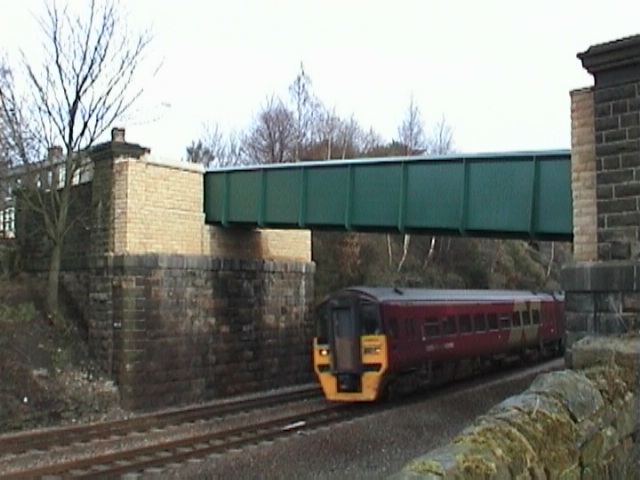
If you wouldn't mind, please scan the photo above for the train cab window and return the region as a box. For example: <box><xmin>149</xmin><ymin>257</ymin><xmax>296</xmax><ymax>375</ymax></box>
<box><xmin>405</xmin><ymin>319</ymin><xmax>416</xmax><ymax>339</ymax></box>
<box><xmin>333</xmin><ymin>308</ymin><xmax>356</xmax><ymax>337</ymax></box>
<box><xmin>473</xmin><ymin>314</ymin><xmax>486</xmax><ymax>332</ymax></box>
<box><xmin>442</xmin><ymin>316</ymin><xmax>457</xmax><ymax>336</ymax></box>
<box><xmin>459</xmin><ymin>315</ymin><xmax>472</xmax><ymax>334</ymax></box>
<box><xmin>360</xmin><ymin>302</ymin><xmax>382</xmax><ymax>335</ymax></box>
<box><xmin>487</xmin><ymin>313</ymin><xmax>499</xmax><ymax>331</ymax></box>
<box><xmin>424</xmin><ymin>317</ymin><xmax>441</xmax><ymax>338</ymax></box>
<box><xmin>522</xmin><ymin>310</ymin><xmax>531</xmax><ymax>326</ymax></box>
<box><xmin>499</xmin><ymin>315</ymin><xmax>511</xmax><ymax>330</ymax></box>
<box><xmin>315</xmin><ymin>302</ymin><xmax>330</xmax><ymax>344</ymax></box>
<box><xmin>532</xmin><ymin>310</ymin><xmax>541</xmax><ymax>325</ymax></box>
<box><xmin>387</xmin><ymin>318</ymin><xmax>399</xmax><ymax>339</ymax></box>
<box><xmin>512</xmin><ymin>312</ymin><xmax>522</xmax><ymax>327</ymax></box>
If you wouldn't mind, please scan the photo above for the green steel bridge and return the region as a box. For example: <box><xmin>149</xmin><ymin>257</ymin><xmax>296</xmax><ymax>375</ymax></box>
<box><xmin>203</xmin><ymin>150</ymin><xmax>572</xmax><ymax>241</ymax></box>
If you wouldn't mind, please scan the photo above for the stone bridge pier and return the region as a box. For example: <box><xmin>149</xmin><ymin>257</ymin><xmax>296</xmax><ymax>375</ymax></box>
<box><xmin>563</xmin><ymin>35</ymin><xmax>640</xmax><ymax>357</ymax></box>
<box><xmin>19</xmin><ymin>130</ymin><xmax>316</xmax><ymax>411</ymax></box>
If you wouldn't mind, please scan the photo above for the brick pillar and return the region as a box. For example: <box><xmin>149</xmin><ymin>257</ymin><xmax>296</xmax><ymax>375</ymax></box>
<box><xmin>570</xmin><ymin>88</ymin><xmax>598</xmax><ymax>262</ymax></box>
<box><xmin>87</xmin><ymin>129</ymin><xmax>150</xmax><ymax>375</ymax></box>
<box><xmin>562</xmin><ymin>35</ymin><xmax>640</xmax><ymax>365</ymax></box>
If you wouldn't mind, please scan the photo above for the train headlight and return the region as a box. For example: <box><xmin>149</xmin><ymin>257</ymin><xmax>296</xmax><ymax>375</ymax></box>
<box><xmin>319</xmin><ymin>348</ymin><xmax>330</xmax><ymax>356</ymax></box>
<box><xmin>363</xmin><ymin>346</ymin><xmax>381</xmax><ymax>355</ymax></box>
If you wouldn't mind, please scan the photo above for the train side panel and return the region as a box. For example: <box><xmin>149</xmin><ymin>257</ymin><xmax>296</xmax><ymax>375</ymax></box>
<box><xmin>313</xmin><ymin>288</ymin><xmax>565</xmax><ymax>402</ymax></box>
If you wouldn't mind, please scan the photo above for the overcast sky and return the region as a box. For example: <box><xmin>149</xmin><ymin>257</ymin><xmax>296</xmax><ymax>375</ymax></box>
<box><xmin>1</xmin><ymin>0</ymin><xmax>638</xmax><ymax>160</ymax></box>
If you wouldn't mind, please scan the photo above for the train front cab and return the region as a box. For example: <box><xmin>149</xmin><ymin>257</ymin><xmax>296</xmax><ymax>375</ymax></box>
<box><xmin>313</xmin><ymin>294</ymin><xmax>388</xmax><ymax>401</ymax></box>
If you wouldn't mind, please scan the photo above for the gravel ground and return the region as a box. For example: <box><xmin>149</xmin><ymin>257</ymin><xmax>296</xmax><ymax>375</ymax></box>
<box><xmin>147</xmin><ymin>359</ymin><xmax>564</xmax><ymax>480</ymax></box>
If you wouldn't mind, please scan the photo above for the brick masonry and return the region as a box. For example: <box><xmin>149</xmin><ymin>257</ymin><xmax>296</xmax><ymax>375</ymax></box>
<box><xmin>90</xmin><ymin>254</ymin><xmax>314</xmax><ymax>411</ymax></box>
<box><xmin>570</xmin><ymin>88</ymin><xmax>598</xmax><ymax>262</ymax></box>
<box><xmin>592</xmin><ymin>78</ymin><xmax>640</xmax><ymax>261</ymax></box>
<box><xmin>16</xmin><ymin>130</ymin><xmax>316</xmax><ymax>410</ymax></box>
<box><xmin>109</xmin><ymin>154</ymin><xmax>311</xmax><ymax>262</ymax></box>
<box><xmin>563</xmin><ymin>35</ymin><xmax>640</xmax><ymax>364</ymax></box>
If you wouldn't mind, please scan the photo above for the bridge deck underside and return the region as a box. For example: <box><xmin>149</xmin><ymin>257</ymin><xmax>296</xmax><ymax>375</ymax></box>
<box><xmin>204</xmin><ymin>151</ymin><xmax>573</xmax><ymax>241</ymax></box>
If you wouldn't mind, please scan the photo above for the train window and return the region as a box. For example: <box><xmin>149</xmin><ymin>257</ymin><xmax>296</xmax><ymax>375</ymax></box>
<box><xmin>499</xmin><ymin>315</ymin><xmax>511</xmax><ymax>330</ymax></box>
<box><xmin>424</xmin><ymin>318</ymin><xmax>440</xmax><ymax>338</ymax></box>
<box><xmin>473</xmin><ymin>314</ymin><xmax>486</xmax><ymax>332</ymax></box>
<box><xmin>442</xmin><ymin>316</ymin><xmax>457</xmax><ymax>336</ymax></box>
<box><xmin>360</xmin><ymin>302</ymin><xmax>382</xmax><ymax>335</ymax></box>
<box><xmin>405</xmin><ymin>319</ymin><xmax>416</xmax><ymax>339</ymax></box>
<box><xmin>387</xmin><ymin>318</ymin><xmax>398</xmax><ymax>339</ymax></box>
<box><xmin>522</xmin><ymin>310</ymin><xmax>531</xmax><ymax>325</ymax></box>
<box><xmin>333</xmin><ymin>308</ymin><xmax>355</xmax><ymax>337</ymax></box>
<box><xmin>315</xmin><ymin>302</ymin><xmax>330</xmax><ymax>344</ymax></box>
<box><xmin>532</xmin><ymin>310</ymin><xmax>541</xmax><ymax>325</ymax></box>
<box><xmin>459</xmin><ymin>315</ymin><xmax>472</xmax><ymax>334</ymax></box>
<box><xmin>512</xmin><ymin>312</ymin><xmax>522</xmax><ymax>327</ymax></box>
<box><xmin>487</xmin><ymin>313</ymin><xmax>499</xmax><ymax>331</ymax></box>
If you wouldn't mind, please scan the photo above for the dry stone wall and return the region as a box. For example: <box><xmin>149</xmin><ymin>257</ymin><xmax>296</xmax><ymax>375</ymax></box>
<box><xmin>390</xmin><ymin>337</ymin><xmax>639</xmax><ymax>480</ymax></box>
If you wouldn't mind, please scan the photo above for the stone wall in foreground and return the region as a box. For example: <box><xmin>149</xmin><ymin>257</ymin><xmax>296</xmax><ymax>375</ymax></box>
<box><xmin>390</xmin><ymin>337</ymin><xmax>639</xmax><ymax>480</ymax></box>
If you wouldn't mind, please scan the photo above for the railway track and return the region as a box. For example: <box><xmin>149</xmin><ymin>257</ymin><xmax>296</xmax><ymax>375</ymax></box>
<box><xmin>0</xmin><ymin>360</ymin><xmax>563</xmax><ymax>479</ymax></box>
<box><xmin>0</xmin><ymin>385</ymin><xmax>325</xmax><ymax>478</ymax></box>
<box><xmin>1</xmin><ymin>403</ymin><xmax>360</xmax><ymax>479</ymax></box>
<box><xmin>0</xmin><ymin>385</ymin><xmax>319</xmax><ymax>457</ymax></box>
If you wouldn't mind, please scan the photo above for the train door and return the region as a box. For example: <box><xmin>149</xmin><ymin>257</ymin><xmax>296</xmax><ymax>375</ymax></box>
<box><xmin>525</xmin><ymin>301</ymin><xmax>540</xmax><ymax>347</ymax></box>
<box><xmin>549</xmin><ymin>292</ymin><xmax>565</xmax><ymax>352</ymax></box>
<box><xmin>328</xmin><ymin>297</ymin><xmax>362</xmax><ymax>376</ymax></box>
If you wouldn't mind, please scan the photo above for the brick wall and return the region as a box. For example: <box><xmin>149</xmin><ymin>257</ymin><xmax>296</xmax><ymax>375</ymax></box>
<box><xmin>111</xmin><ymin>154</ymin><xmax>311</xmax><ymax>262</ymax></box>
<box><xmin>90</xmin><ymin>254</ymin><xmax>315</xmax><ymax>410</ymax></box>
<box><xmin>570</xmin><ymin>88</ymin><xmax>598</xmax><ymax>262</ymax></box>
<box><xmin>592</xmin><ymin>79</ymin><xmax>640</xmax><ymax>260</ymax></box>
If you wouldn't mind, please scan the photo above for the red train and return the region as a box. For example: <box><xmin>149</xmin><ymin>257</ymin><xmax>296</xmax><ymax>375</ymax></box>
<box><xmin>313</xmin><ymin>287</ymin><xmax>564</xmax><ymax>401</ymax></box>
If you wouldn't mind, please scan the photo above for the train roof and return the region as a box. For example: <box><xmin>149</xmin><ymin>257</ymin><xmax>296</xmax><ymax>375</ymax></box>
<box><xmin>341</xmin><ymin>286</ymin><xmax>563</xmax><ymax>304</ymax></box>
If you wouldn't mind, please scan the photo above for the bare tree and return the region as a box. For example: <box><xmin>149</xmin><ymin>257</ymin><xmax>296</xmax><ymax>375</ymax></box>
<box><xmin>397</xmin><ymin>95</ymin><xmax>427</xmax><ymax>155</ymax></box>
<box><xmin>315</xmin><ymin>108</ymin><xmax>340</xmax><ymax>160</ymax></box>
<box><xmin>224</xmin><ymin>130</ymin><xmax>249</xmax><ymax>167</ymax></box>
<box><xmin>244</xmin><ymin>96</ymin><xmax>296</xmax><ymax>164</ymax></box>
<box><xmin>288</xmin><ymin>63</ymin><xmax>322</xmax><ymax>161</ymax></box>
<box><xmin>187</xmin><ymin>124</ymin><xmax>251</xmax><ymax>168</ymax></box>
<box><xmin>0</xmin><ymin>63</ymin><xmax>41</xmax><ymax>175</ymax></box>
<box><xmin>394</xmin><ymin>96</ymin><xmax>427</xmax><ymax>271</ymax></box>
<box><xmin>394</xmin><ymin>103</ymin><xmax>455</xmax><ymax>272</ymax></box>
<box><xmin>0</xmin><ymin>0</ymin><xmax>154</xmax><ymax>321</ymax></box>
<box><xmin>186</xmin><ymin>123</ymin><xmax>225</xmax><ymax>168</ymax></box>
<box><xmin>186</xmin><ymin>139</ymin><xmax>216</xmax><ymax>167</ymax></box>
<box><xmin>426</xmin><ymin>115</ymin><xmax>454</xmax><ymax>155</ymax></box>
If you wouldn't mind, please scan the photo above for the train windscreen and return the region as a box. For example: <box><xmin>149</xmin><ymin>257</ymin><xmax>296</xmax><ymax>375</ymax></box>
<box><xmin>333</xmin><ymin>307</ymin><xmax>355</xmax><ymax>337</ymax></box>
<box><xmin>331</xmin><ymin>305</ymin><xmax>361</xmax><ymax>374</ymax></box>
<box><xmin>315</xmin><ymin>302</ymin><xmax>329</xmax><ymax>344</ymax></box>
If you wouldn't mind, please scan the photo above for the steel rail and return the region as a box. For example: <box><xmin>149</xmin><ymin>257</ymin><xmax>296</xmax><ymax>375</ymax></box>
<box><xmin>0</xmin><ymin>385</ymin><xmax>320</xmax><ymax>456</ymax></box>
